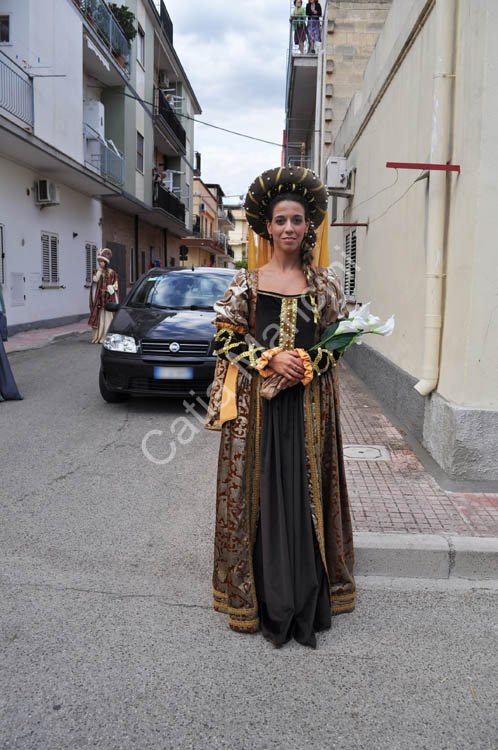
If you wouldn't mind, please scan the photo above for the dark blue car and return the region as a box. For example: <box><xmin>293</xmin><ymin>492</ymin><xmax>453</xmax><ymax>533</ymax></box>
<box><xmin>99</xmin><ymin>266</ymin><xmax>235</xmax><ymax>402</ymax></box>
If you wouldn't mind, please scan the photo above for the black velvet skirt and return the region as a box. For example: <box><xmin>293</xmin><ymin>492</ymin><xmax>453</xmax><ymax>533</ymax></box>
<box><xmin>253</xmin><ymin>383</ymin><xmax>331</xmax><ymax>648</ymax></box>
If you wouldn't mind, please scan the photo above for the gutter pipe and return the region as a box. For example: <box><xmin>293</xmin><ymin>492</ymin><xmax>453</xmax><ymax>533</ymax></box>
<box><xmin>414</xmin><ymin>0</ymin><xmax>458</xmax><ymax>396</ymax></box>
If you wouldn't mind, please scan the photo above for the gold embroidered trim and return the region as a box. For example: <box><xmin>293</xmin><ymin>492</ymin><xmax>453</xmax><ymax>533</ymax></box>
<box><xmin>214</xmin><ymin>328</ymin><xmax>264</xmax><ymax>368</ymax></box>
<box><xmin>229</xmin><ymin>616</ymin><xmax>260</xmax><ymax>630</ymax></box>
<box><xmin>311</xmin><ymin>348</ymin><xmax>330</xmax><ymax>375</ymax></box>
<box><xmin>331</xmin><ymin>600</ymin><xmax>356</xmax><ymax>615</ymax></box>
<box><xmin>213</xmin><ymin>587</ymin><xmax>228</xmax><ymax>600</ymax></box>
<box><xmin>303</xmin><ymin>387</ymin><xmax>328</xmax><ymax>577</ymax></box>
<box><xmin>330</xmin><ymin>591</ymin><xmax>357</xmax><ymax>602</ymax></box>
<box><xmin>279</xmin><ymin>297</ymin><xmax>298</xmax><ymax>350</ymax></box>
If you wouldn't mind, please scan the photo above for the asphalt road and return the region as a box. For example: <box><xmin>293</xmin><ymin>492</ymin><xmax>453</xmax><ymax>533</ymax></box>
<box><xmin>1</xmin><ymin>336</ymin><xmax>497</xmax><ymax>750</ymax></box>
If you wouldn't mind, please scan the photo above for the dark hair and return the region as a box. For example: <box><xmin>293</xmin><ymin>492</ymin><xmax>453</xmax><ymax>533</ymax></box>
<box><xmin>267</xmin><ymin>193</ymin><xmax>317</xmax><ymax>288</ymax></box>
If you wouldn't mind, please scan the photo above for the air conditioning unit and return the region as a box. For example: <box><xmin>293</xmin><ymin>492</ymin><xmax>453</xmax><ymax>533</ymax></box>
<box><xmin>326</xmin><ymin>157</ymin><xmax>354</xmax><ymax>196</ymax></box>
<box><xmin>35</xmin><ymin>179</ymin><xmax>60</xmax><ymax>205</ymax></box>
<box><xmin>158</xmin><ymin>71</ymin><xmax>170</xmax><ymax>88</ymax></box>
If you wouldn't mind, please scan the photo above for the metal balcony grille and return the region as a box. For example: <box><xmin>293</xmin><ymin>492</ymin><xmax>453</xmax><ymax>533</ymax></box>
<box><xmin>153</xmin><ymin>87</ymin><xmax>186</xmax><ymax>149</ymax></box>
<box><xmin>0</xmin><ymin>53</ymin><xmax>33</xmax><ymax>128</ymax></box>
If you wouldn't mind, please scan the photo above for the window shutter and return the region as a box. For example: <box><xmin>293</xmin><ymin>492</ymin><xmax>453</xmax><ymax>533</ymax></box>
<box><xmin>50</xmin><ymin>234</ymin><xmax>59</xmax><ymax>282</ymax></box>
<box><xmin>344</xmin><ymin>229</ymin><xmax>357</xmax><ymax>299</ymax></box>
<box><xmin>41</xmin><ymin>232</ymin><xmax>59</xmax><ymax>284</ymax></box>
<box><xmin>85</xmin><ymin>243</ymin><xmax>97</xmax><ymax>284</ymax></box>
<box><xmin>41</xmin><ymin>233</ymin><xmax>50</xmax><ymax>282</ymax></box>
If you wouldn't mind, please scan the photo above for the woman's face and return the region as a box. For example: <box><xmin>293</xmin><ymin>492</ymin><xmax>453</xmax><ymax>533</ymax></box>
<box><xmin>266</xmin><ymin>200</ymin><xmax>309</xmax><ymax>256</ymax></box>
<box><xmin>99</xmin><ymin>260</ymin><xmax>106</xmax><ymax>269</ymax></box>
<box><xmin>295</xmin><ymin>0</ymin><xmax>302</xmax><ymax>7</ymax></box>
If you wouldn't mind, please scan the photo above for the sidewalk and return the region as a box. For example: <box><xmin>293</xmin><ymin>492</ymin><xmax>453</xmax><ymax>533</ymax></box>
<box><xmin>340</xmin><ymin>365</ymin><xmax>498</xmax><ymax>538</ymax></box>
<box><xmin>4</xmin><ymin>318</ymin><xmax>89</xmax><ymax>353</ymax></box>
<box><xmin>5</xmin><ymin>319</ymin><xmax>498</xmax><ymax>579</ymax></box>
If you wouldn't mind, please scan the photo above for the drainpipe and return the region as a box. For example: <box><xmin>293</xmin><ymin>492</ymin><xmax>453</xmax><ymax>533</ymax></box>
<box><xmin>414</xmin><ymin>0</ymin><xmax>457</xmax><ymax>396</ymax></box>
<box><xmin>314</xmin><ymin>34</ymin><xmax>324</xmax><ymax>173</ymax></box>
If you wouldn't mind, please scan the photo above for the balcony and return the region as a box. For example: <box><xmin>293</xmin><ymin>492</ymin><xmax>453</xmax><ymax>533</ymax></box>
<box><xmin>159</xmin><ymin>0</ymin><xmax>173</xmax><ymax>44</ymax></box>
<box><xmin>0</xmin><ymin>53</ymin><xmax>33</xmax><ymax>130</ymax></box>
<box><xmin>285</xmin><ymin>11</ymin><xmax>322</xmax><ymax>166</ymax></box>
<box><xmin>83</xmin><ymin>123</ymin><xmax>125</xmax><ymax>186</ymax></box>
<box><xmin>153</xmin><ymin>87</ymin><xmax>186</xmax><ymax>153</ymax></box>
<box><xmin>154</xmin><ymin>184</ymin><xmax>186</xmax><ymax>223</ymax></box>
<box><xmin>73</xmin><ymin>0</ymin><xmax>131</xmax><ymax>78</ymax></box>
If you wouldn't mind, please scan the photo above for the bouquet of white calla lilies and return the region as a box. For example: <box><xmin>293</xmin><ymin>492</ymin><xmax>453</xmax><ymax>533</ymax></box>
<box><xmin>311</xmin><ymin>302</ymin><xmax>395</xmax><ymax>354</ymax></box>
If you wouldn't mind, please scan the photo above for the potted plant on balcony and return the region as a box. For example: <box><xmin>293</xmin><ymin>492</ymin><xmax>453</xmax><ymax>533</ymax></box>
<box><xmin>108</xmin><ymin>4</ymin><xmax>137</xmax><ymax>43</ymax></box>
<box><xmin>85</xmin><ymin>0</ymin><xmax>97</xmax><ymax>25</ymax></box>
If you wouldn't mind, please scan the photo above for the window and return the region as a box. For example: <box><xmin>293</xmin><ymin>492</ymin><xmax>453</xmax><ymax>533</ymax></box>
<box><xmin>0</xmin><ymin>15</ymin><xmax>10</xmax><ymax>44</ymax></box>
<box><xmin>85</xmin><ymin>242</ymin><xmax>97</xmax><ymax>285</ymax></box>
<box><xmin>136</xmin><ymin>25</ymin><xmax>145</xmax><ymax>67</ymax></box>
<box><xmin>136</xmin><ymin>131</ymin><xmax>144</xmax><ymax>173</ymax></box>
<box><xmin>41</xmin><ymin>232</ymin><xmax>59</xmax><ymax>284</ymax></box>
<box><xmin>0</xmin><ymin>224</ymin><xmax>5</xmax><ymax>285</ymax></box>
<box><xmin>344</xmin><ymin>230</ymin><xmax>357</xmax><ymax>300</ymax></box>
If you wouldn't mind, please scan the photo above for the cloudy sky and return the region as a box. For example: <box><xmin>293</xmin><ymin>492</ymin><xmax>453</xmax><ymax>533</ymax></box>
<box><xmin>161</xmin><ymin>0</ymin><xmax>292</xmax><ymax>200</ymax></box>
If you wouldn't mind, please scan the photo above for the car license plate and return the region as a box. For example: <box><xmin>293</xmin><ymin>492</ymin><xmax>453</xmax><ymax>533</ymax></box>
<box><xmin>153</xmin><ymin>366</ymin><xmax>194</xmax><ymax>380</ymax></box>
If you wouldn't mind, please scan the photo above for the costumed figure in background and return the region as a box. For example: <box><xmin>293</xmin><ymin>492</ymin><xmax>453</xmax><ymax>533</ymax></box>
<box><xmin>88</xmin><ymin>247</ymin><xmax>119</xmax><ymax>344</ymax></box>
<box><xmin>206</xmin><ymin>166</ymin><xmax>355</xmax><ymax>648</ymax></box>
<box><xmin>0</xmin><ymin>284</ymin><xmax>23</xmax><ymax>402</ymax></box>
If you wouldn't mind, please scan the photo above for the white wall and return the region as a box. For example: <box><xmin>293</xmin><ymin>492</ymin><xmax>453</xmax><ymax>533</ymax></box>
<box><xmin>0</xmin><ymin>156</ymin><xmax>102</xmax><ymax>326</ymax></box>
<box><xmin>328</xmin><ymin>0</ymin><xmax>498</xmax><ymax>409</ymax></box>
<box><xmin>1</xmin><ymin>0</ymin><xmax>84</xmax><ymax>162</ymax></box>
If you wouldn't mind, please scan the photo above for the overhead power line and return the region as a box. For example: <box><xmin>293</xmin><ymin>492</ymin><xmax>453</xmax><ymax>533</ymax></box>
<box><xmin>107</xmin><ymin>89</ymin><xmax>284</xmax><ymax>148</ymax></box>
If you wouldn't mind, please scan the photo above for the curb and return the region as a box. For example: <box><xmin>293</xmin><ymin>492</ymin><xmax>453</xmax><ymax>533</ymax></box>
<box><xmin>6</xmin><ymin>327</ymin><xmax>90</xmax><ymax>354</ymax></box>
<box><xmin>354</xmin><ymin>532</ymin><xmax>498</xmax><ymax>581</ymax></box>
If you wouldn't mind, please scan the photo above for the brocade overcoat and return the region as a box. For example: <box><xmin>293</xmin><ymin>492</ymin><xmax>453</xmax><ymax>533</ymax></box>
<box><xmin>205</xmin><ymin>267</ymin><xmax>356</xmax><ymax>632</ymax></box>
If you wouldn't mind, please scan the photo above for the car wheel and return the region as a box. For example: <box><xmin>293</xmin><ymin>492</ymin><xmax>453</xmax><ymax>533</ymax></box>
<box><xmin>99</xmin><ymin>369</ymin><xmax>129</xmax><ymax>403</ymax></box>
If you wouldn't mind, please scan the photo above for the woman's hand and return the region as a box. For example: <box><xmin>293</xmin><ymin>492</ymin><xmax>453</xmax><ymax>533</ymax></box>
<box><xmin>270</xmin><ymin>351</ymin><xmax>305</xmax><ymax>389</ymax></box>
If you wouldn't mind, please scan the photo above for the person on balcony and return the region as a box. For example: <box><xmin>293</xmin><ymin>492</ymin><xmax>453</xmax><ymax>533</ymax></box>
<box><xmin>88</xmin><ymin>248</ymin><xmax>119</xmax><ymax>344</ymax></box>
<box><xmin>306</xmin><ymin>1</ymin><xmax>322</xmax><ymax>53</ymax></box>
<box><xmin>291</xmin><ymin>0</ymin><xmax>307</xmax><ymax>54</ymax></box>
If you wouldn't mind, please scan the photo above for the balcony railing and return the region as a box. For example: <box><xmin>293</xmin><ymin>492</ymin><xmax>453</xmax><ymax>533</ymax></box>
<box><xmin>159</xmin><ymin>0</ymin><xmax>173</xmax><ymax>44</ymax></box>
<box><xmin>153</xmin><ymin>87</ymin><xmax>186</xmax><ymax>149</ymax></box>
<box><xmin>0</xmin><ymin>53</ymin><xmax>33</xmax><ymax>129</ymax></box>
<box><xmin>154</xmin><ymin>184</ymin><xmax>186</xmax><ymax>223</ymax></box>
<box><xmin>289</xmin><ymin>5</ymin><xmax>323</xmax><ymax>56</ymax></box>
<box><xmin>73</xmin><ymin>0</ymin><xmax>131</xmax><ymax>76</ymax></box>
<box><xmin>284</xmin><ymin>151</ymin><xmax>313</xmax><ymax>169</ymax></box>
<box><xmin>83</xmin><ymin>123</ymin><xmax>125</xmax><ymax>186</ymax></box>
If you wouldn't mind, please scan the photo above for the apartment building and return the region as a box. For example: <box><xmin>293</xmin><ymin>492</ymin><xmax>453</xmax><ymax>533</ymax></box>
<box><xmin>99</xmin><ymin>0</ymin><xmax>201</xmax><ymax>286</ymax></box>
<box><xmin>183</xmin><ymin>177</ymin><xmax>235</xmax><ymax>268</ymax></box>
<box><xmin>0</xmin><ymin>0</ymin><xmax>200</xmax><ymax>332</ymax></box>
<box><xmin>225</xmin><ymin>204</ymin><xmax>248</xmax><ymax>265</ymax></box>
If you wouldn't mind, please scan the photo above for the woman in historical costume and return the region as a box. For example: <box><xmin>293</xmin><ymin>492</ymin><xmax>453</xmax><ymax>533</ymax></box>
<box><xmin>306</xmin><ymin>1</ymin><xmax>322</xmax><ymax>53</ymax></box>
<box><xmin>88</xmin><ymin>247</ymin><xmax>119</xmax><ymax>344</ymax></box>
<box><xmin>291</xmin><ymin>0</ymin><xmax>308</xmax><ymax>54</ymax></box>
<box><xmin>205</xmin><ymin>166</ymin><xmax>355</xmax><ymax>648</ymax></box>
<box><xmin>0</xmin><ymin>285</ymin><xmax>23</xmax><ymax>402</ymax></box>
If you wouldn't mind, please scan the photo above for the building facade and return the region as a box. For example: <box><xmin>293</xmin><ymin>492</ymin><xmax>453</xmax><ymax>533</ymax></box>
<box><xmin>183</xmin><ymin>177</ymin><xmax>235</xmax><ymax>268</ymax></box>
<box><xmin>225</xmin><ymin>204</ymin><xmax>249</xmax><ymax>265</ymax></box>
<box><xmin>0</xmin><ymin>0</ymin><xmax>200</xmax><ymax>333</ymax></box>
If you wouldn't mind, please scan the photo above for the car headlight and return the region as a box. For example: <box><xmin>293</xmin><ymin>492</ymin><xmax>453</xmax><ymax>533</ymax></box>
<box><xmin>103</xmin><ymin>333</ymin><xmax>138</xmax><ymax>353</ymax></box>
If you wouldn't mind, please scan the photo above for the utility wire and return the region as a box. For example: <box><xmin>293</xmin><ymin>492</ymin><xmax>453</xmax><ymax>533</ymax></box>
<box><xmin>345</xmin><ymin>169</ymin><xmax>400</xmax><ymax>213</ymax></box>
<box><xmin>106</xmin><ymin>89</ymin><xmax>283</xmax><ymax>148</ymax></box>
<box><xmin>369</xmin><ymin>171</ymin><xmax>424</xmax><ymax>225</ymax></box>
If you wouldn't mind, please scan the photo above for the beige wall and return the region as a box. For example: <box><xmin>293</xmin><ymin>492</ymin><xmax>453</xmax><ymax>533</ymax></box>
<box><xmin>329</xmin><ymin>0</ymin><xmax>498</xmax><ymax>409</ymax></box>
